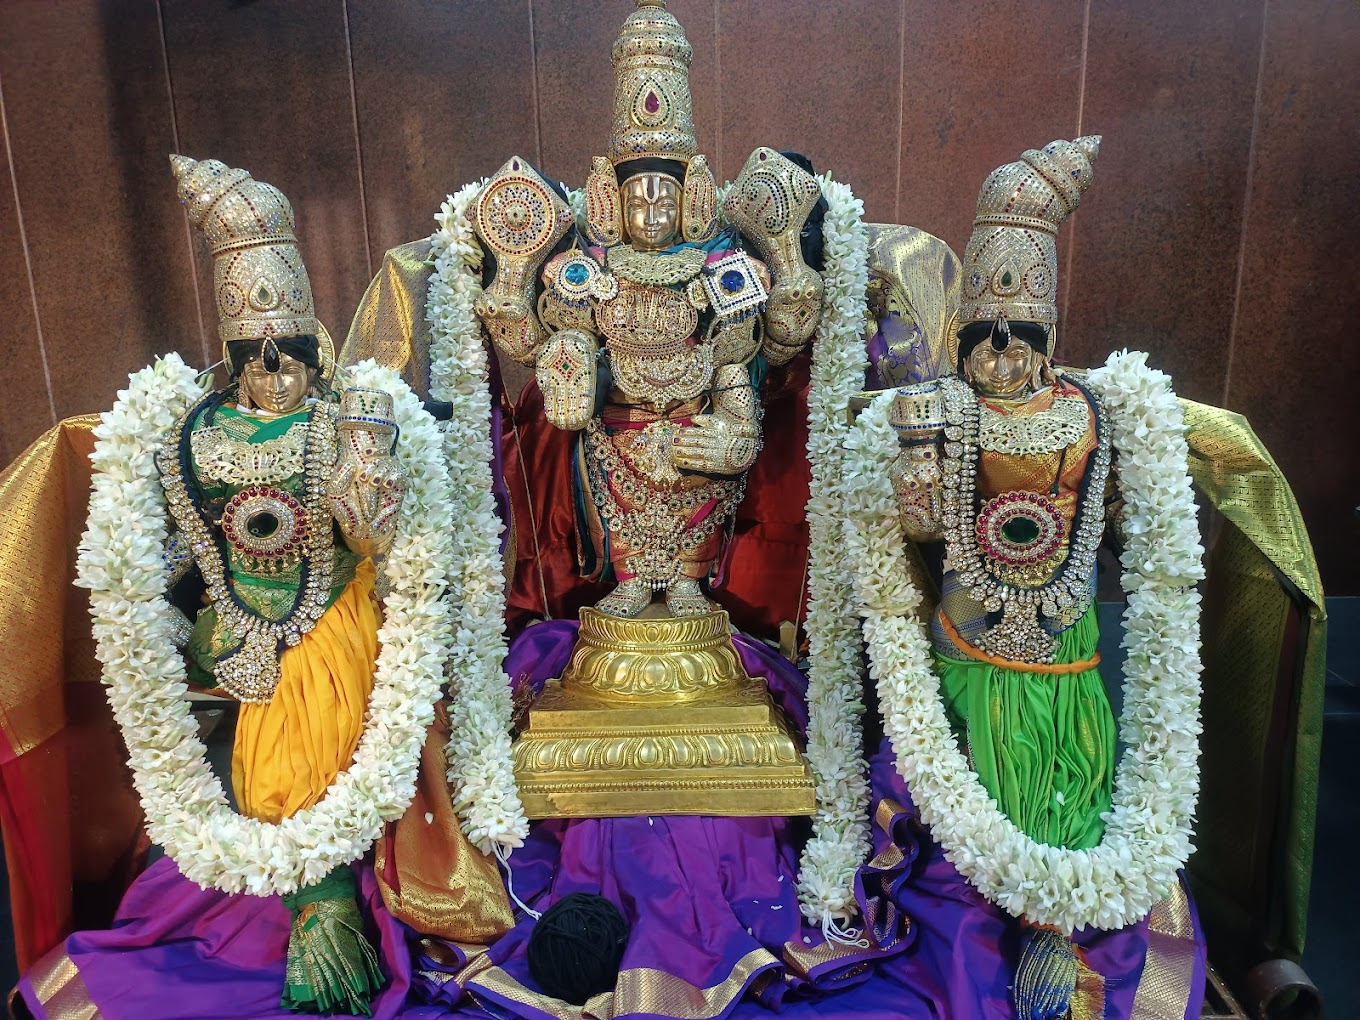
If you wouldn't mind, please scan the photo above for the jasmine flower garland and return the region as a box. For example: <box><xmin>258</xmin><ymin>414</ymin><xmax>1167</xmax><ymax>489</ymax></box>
<box><xmin>425</xmin><ymin>180</ymin><xmax>530</xmax><ymax>853</ymax></box>
<box><xmin>843</xmin><ymin>351</ymin><xmax>1204</xmax><ymax>932</ymax></box>
<box><xmin>795</xmin><ymin>176</ymin><xmax>874</xmax><ymax>933</ymax></box>
<box><xmin>78</xmin><ymin>354</ymin><xmax>454</xmax><ymax>895</ymax></box>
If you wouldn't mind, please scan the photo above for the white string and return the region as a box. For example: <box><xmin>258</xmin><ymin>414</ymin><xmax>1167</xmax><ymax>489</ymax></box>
<box><xmin>821</xmin><ymin>909</ymin><xmax>870</xmax><ymax>948</ymax></box>
<box><xmin>494</xmin><ymin>842</ymin><xmax>542</xmax><ymax>920</ymax></box>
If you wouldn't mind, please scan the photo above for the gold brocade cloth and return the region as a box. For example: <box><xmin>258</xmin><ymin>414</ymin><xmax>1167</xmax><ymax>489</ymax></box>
<box><xmin>1181</xmin><ymin>398</ymin><xmax>1326</xmax><ymax>983</ymax></box>
<box><xmin>0</xmin><ymin>417</ymin><xmax>145</xmax><ymax>972</ymax></box>
<box><xmin>375</xmin><ymin>708</ymin><xmax>515</xmax><ymax>942</ymax></box>
<box><xmin>340</xmin><ymin>239</ymin><xmax>436</xmax><ymax>399</ymax></box>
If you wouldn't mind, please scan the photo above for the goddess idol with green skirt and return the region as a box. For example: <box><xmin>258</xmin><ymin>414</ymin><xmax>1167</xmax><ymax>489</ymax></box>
<box><xmin>885</xmin><ymin>136</ymin><xmax>1128</xmax><ymax>1015</ymax></box>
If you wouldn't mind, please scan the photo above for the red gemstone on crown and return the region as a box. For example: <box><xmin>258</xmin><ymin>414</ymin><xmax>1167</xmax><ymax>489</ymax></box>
<box><xmin>644</xmin><ymin>91</ymin><xmax>660</xmax><ymax>114</ymax></box>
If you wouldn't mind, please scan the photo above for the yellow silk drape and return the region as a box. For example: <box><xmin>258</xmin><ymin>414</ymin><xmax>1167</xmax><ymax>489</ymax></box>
<box><xmin>1182</xmin><ymin>399</ymin><xmax>1327</xmax><ymax>982</ymax></box>
<box><xmin>231</xmin><ymin>559</ymin><xmax>378</xmax><ymax>824</ymax></box>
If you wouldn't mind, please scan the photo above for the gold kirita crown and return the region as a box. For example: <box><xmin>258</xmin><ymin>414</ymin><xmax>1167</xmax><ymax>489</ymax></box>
<box><xmin>958</xmin><ymin>136</ymin><xmax>1101</xmax><ymax>331</ymax></box>
<box><xmin>587</xmin><ymin>1</ymin><xmax>717</xmax><ymax>246</ymax></box>
<box><xmin>170</xmin><ymin>155</ymin><xmax>320</xmax><ymax>350</ymax></box>
<box><xmin>608</xmin><ymin>0</ymin><xmax>696</xmax><ymax>166</ymax></box>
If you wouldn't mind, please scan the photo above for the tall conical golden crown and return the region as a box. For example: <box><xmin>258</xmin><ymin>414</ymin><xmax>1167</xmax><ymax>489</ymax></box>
<box><xmin>607</xmin><ymin>0</ymin><xmax>697</xmax><ymax>167</ymax></box>
<box><xmin>170</xmin><ymin>155</ymin><xmax>320</xmax><ymax>346</ymax></box>
<box><xmin>958</xmin><ymin>136</ymin><xmax>1100</xmax><ymax>329</ymax></box>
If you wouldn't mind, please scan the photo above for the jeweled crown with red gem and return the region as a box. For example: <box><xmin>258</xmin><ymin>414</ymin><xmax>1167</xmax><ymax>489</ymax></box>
<box><xmin>607</xmin><ymin>0</ymin><xmax>698</xmax><ymax>167</ymax></box>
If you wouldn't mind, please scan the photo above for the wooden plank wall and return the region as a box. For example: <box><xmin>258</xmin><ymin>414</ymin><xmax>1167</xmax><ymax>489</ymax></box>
<box><xmin>1</xmin><ymin>0</ymin><xmax>1356</xmax><ymax>591</ymax></box>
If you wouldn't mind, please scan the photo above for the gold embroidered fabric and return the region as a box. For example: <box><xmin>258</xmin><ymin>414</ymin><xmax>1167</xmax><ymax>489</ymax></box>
<box><xmin>340</xmin><ymin>240</ymin><xmax>437</xmax><ymax>398</ymax></box>
<box><xmin>0</xmin><ymin>419</ymin><xmax>99</xmax><ymax>760</ymax></box>
<box><xmin>1127</xmin><ymin>882</ymin><xmax>1197</xmax><ymax>1020</ymax></box>
<box><xmin>374</xmin><ymin>715</ymin><xmax>514</xmax><ymax>942</ymax></box>
<box><xmin>863</xmin><ymin>223</ymin><xmax>962</xmax><ymax>384</ymax></box>
<box><xmin>1181</xmin><ymin>398</ymin><xmax>1326</xmax><ymax>976</ymax></box>
<box><xmin>472</xmin><ymin>947</ymin><xmax>778</xmax><ymax>1020</ymax></box>
<box><xmin>22</xmin><ymin>945</ymin><xmax>101</xmax><ymax>1020</ymax></box>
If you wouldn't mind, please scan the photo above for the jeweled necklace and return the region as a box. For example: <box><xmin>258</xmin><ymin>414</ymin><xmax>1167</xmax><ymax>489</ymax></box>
<box><xmin>159</xmin><ymin>392</ymin><xmax>339</xmax><ymax>701</ymax></box>
<box><xmin>938</xmin><ymin>375</ymin><xmax>1111</xmax><ymax>663</ymax></box>
<box><xmin>606</xmin><ymin>243</ymin><xmax>707</xmax><ymax>286</ymax></box>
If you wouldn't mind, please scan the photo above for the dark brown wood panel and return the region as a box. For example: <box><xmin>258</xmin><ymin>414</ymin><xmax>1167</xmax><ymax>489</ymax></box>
<box><xmin>720</xmin><ymin>0</ymin><xmax>901</xmax><ymax>221</ymax></box>
<box><xmin>897</xmin><ymin>0</ymin><xmax>1085</xmax><ymax>249</ymax></box>
<box><xmin>533</xmin><ymin>0</ymin><xmax>719</xmax><ymax>187</ymax></box>
<box><xmin>1226</xmin><ymin>0</ymin><xmax>1360</xmax><ymax>592</ymax></box>
<box><xmin>0</xmin><ymin>1</ymin><xmax>1353</xmax><ymax>589</ymax></box>
<box><xmin>0</xmin><ymin>93</ymin><xmax>50</xmax><ymax>467</ymax></box>
<box><xmin>349</xmin><ymin>0</ymin><xmax>539</xmax><ymax>262</ymax></box>
<box><xmin>1062</xmin><ymin>0</ymin><xmax>1264</xmax><ymax>403</ymax></box>
<box><xmin>163</xmin><ymin>0</ymin><xmax>369</xmax><ymax>351</ymax></box>
<box><xmin>0</xmin><ymin>0</ymin><xmax>201</xmax><ymax>422</ymax></box>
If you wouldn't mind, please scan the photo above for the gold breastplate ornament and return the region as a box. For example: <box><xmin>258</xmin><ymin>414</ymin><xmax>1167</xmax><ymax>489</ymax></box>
<box><xmin>939</xmin><ymin>376</ymin><xmax>1111</xmax><ymax>663</ymax></box>
<box><xmin>597</xmin><ymin>278</ymin><xmax>713</xmax><ymax>408</ymax></box>
<box><xmin>596</xmin><ymin>278</ymin><xmax>699</xmax><ymax>355</ymax></box>
<box><xmin>978</xmin><ymin>394</ymin><xmax>1090</xmax><ymax>455</ymax></box>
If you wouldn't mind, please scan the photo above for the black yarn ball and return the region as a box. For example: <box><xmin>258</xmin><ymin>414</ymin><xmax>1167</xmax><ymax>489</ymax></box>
<box><xmin>526</xmin><ymin>893</ymin><xmax>630</xmax><ymax>1005</ymax></box>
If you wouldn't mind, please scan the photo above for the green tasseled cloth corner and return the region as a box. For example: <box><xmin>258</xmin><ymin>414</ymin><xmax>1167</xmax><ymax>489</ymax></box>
<box><xmin>281</xmin><ymin>868</ymin><xmax>386</xmax><ymax>1016</ymax></box>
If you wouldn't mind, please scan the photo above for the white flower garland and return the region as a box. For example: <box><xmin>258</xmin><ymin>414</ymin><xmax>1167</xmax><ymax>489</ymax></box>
<box><xmin>844</xmin><ymin>350</ymin><xmax>1204</xmax><ymax>932</ymax></box>
<box><xmin>795</xmin><ymin>176</ymin><xmax>874</xmax><ymax>930</ymax></box>
<box><xmin>77</xmin><ymin>354</ymin><xmax>454</xmax><ymax>896</ymax></box>
<box><xmin>422</xmin><ymin>174</ymin><xmax>874</xmax><ymax>910</ymax></box>
<box><xmin>425</xmin><ymin>181</ymin><xmax>530</xmax><ymax>853</ymax></box>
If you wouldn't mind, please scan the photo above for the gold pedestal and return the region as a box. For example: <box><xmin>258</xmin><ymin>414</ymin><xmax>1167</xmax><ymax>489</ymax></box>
<box><xmin>512</xmin><ymin>607</ymin><xmax>815</xmax><ymax>818</ymax></box>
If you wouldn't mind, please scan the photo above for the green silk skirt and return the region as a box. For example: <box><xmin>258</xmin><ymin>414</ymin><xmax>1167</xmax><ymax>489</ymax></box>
<box><xmin>935</xmin><ymin>605</ymin><xmax>1115</xmax><ymax>850</ymax></box>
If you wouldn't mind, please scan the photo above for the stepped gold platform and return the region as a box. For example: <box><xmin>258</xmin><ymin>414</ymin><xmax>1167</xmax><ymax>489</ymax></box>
<box><xmin>512</xmin><ymin>606</ymin><xmax>816</xmax><ymax>818</ymax></box>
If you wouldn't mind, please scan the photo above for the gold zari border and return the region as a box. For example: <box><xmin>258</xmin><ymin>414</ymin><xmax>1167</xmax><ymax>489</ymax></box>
<box><xmin>472</xmin><ymin>946</ymin><xmax>778</xmax><ymax>1020</ymax></box>
<box><xmin>24</xmin><ymin>946</ymin><xmax>102</xmax><ymax>1020</ymax></box>
<box><xmin>1129</xmin><ymin>882</ymin><xmax>1197</xmax><ymax>1020</ymax></box>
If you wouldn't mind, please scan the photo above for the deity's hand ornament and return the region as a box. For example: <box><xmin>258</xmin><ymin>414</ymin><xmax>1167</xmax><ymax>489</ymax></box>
<box><xmin>670</xmin><ymin>363</ymin><xmax>762</xmax><ymax>476</ymax></box>
<box><xmin>535</xmin><ymin>329</ymin><xmax>600</xmax><ymax>431</ymax></box>
<box><xmin>471</xmin><ymin>156</ymin><xmax>576</xmax><ymax>365</ymax></box>
<box><xmin>722</xmin><ymin>147</ymin><xmax>826</xmax><ymax>364</ymax></box>
<box><xmin>329</xmin><ymin>387</ymin><xmax>409</xmax><ymax>557</ymax></box>
<box><xmin>884</xmin><ymin>381</ymin><xmax>947</xmax><ymax>542</ymax></box>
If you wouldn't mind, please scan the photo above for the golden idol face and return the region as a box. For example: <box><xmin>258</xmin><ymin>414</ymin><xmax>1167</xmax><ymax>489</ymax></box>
<box><xmin>621</xmin><ymin>173</ymin><xmax>680</xmax><ymax>250</ymax></box>
<box><xmin>965</xmin><ymin>335</ymin><xmax>1044</xmax><ymax>399</ymax></box>
<box><xmin>239</xmin><ymin>349</ymin><xmax>313</xmax><ymax>414</ymax></box>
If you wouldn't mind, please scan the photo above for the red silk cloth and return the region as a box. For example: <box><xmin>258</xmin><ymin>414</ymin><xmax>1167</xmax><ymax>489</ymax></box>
<box><xmin>503</xmin><ymin>354</ymin><xmax>814</xmax><ymax>643</ymax></box>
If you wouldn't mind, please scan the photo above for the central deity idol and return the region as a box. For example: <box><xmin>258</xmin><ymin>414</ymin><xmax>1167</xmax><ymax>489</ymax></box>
<box><xmin>473</xmin><ymin>0</ymin><xmax>825</xmax><ymax>620</ymax></box>
<box><xmin>469</xmin><ymin>0</ymin><xmax>827</xmax><ymax>817</ymax></box>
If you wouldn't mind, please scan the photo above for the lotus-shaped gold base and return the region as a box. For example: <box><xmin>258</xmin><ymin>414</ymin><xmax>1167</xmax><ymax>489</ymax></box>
<box><xmin>512</xmin><ymin>607</ymin><xmax>815</xmax><ymax>818</ymax></box>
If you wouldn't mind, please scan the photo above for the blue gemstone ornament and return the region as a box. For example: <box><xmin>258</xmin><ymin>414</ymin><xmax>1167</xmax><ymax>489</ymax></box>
<box><xmin>720</xmin><ymin>270</ymin><xmax>745</xmax><ymax>293</ymax></box>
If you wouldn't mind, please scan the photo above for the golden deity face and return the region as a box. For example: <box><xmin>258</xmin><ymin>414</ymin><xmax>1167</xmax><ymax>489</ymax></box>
<box><xmin>238</xmin><ymin>348</ymin><xmax>314</xmax><ymax>414</ymax></box>
<box><xmin>621</xmin><ymin>173</ymin><xmax>681</xmax><ymax>250</ymax></box>
<box><xmin>964</xmin><ymin>334</ymin><xmax>1045</xmax><ymax>399</ymax></box>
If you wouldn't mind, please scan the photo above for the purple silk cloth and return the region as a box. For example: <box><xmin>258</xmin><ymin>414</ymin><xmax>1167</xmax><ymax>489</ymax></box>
<box><xmin>17</xmin><ymin>623</ymin><xmax>1206</xmax><ymax>1020</ymax></box>
<box><xmin>16</xmin><ymin>857</ymin><xmax>464</xmax><ymax>1020</ymax></box>
<box><xmin>441</xmin><ymin>620</ymin><xmax>909</xmax><ymax>1018</ymax></box>
<box><xmin>859</xmin><ymin>742</ymin><xmax>1209</xmax><ymax>1020</ymax></box>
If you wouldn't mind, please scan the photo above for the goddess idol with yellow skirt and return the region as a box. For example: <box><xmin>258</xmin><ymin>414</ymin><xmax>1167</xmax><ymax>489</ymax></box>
<box><xmin>12</xmin><ymin>156</ymin><xmax>514</xmax><ymax>1019</ymax></box>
